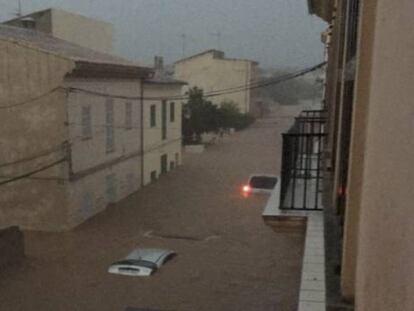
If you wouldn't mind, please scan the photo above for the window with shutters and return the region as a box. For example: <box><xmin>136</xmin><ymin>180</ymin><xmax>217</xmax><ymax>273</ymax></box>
<box><xmin>160</xmin><ymin>154</ymin><xmax>168</xmax><ymax>174</ymax></box>
<box><xmin>170</xmin><ymin>102</ymin><xmax>175</xmax><ymax>122</ymax></box>
<box><xmin>150</xmin><ymin>170</ymin><xmax>157</xmax><ymax>182</ymax></box>
<box><xmin>150</xmin><ymin>104</ymin><xmax>156</xmax><ymax>128</ymax></box>
<box><xmin>106</xmin><ymin>99</ymin><xmax>115</xmax><ymax>153</ymax></box>
<box><xmin>81</xmin><ymin>105</ymin><xmax>92</xmax><ymax>139</ymax></box>
<box><xmin>125</xmin><ymin>102</ymin><xmax>132</xmax><ymax>130</ymax></box>
<box><xmin>162</xmin><ymin>100</ymin><xmax>167</xmax><ymax>140</ymax></box>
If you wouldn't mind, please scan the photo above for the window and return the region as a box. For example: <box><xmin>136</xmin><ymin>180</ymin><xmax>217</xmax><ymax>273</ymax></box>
<box><xmin>170</xmin><ymin>102</ymin><xmax>175</xmax><ymax>122</ymax></box>
<box><xmin>126</xmin><ymin>173</ymin><xmax>135</xmax><ymax>192</ymax></box>
<box><xmin>106</xmin><ymin>99</ymin><xmax>115</xmax><ymax>153</ymax></box>
<box><xmin>150</xmin><ymin>104</ymin><xmax>156</xmax><ymax>128</ymax></box>
<box><xmin>22</xmin><ymin>20</ymin><xmax>36</xmax><ymax>29</ymax></box>
<box><xmin>175</xmin><ymin>152</ymin><xmax>180</xmax><ymax>166</ymax></box>
<box><xmin>150</xmin><ymin>171</ymin><xmax>157</xmax><ymax>182</ymax></box>
<box><xmin>105</xmin><ymin>174</ymin><xmax>117</xmax><ymax>203</ymax></box>
<box><xmin>81</xmin><ymin>105</ymin><xmax>92</xmax><ymax>139</ymax></box>
<box><xmin>160</xmin><ymin>154</ymin><xmax>168</xmax><ymax>174</ymax></box>
<box><xmin>125</xmin><ymin>102</ymin><xmax>132</xmax><ymax>130</ymax></box>
<box><xmin>81</xmin><ymin>192</ymin><xmax>94</xmax><ymax>219</ymax></box>
<box><xmin>162</xmin><ymin>100</ymin><xmax>167</xmax><ymax>140</ymax></box>
<box><xmin>170</xmin><ymin>161</ymin><xmax>175</xmax><ymax>170</ymax></box>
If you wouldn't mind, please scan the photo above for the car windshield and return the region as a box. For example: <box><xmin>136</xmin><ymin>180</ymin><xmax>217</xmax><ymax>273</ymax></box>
<box><xmin>112</xmin><ymin>260</ymin><xmax>157</xmax><ymax>270</ymax></box>
<box><xmin>249</xmin><ymin>176</ymin><xmax>278</xmax><ymax>189</ymax></box>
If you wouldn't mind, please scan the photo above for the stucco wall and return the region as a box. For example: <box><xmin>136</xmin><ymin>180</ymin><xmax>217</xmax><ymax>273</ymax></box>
<box><xmin>0</xmin><ymin>39</ymin><xmax>74</xmax><ymax>230</ymax></box>
<box><xmin>340</xmin><ymin>0</ymin><xmax>376</xmax><ymax>300</ymax></box>
<box><xmin>4</xmin><ymin>10</ymin><xmax>52</xmax><ymax>34</ymax></box>
<box><xmin>142</xmin><ymin>83</ymin><xmax>183</xmax><ymax>185</ymax></box>
<box><xmin>65</xmin><ymin>79</ymin><xmax>142</xmax><ymax>174</ymax></box>
<box><xmin>4</xmin><ymin>9</ymin><xmax>113</xmax><ymax>54</ymax></box>
<box><xmin>66</xmin><ymin>156</ymin><xmax>141</xmax><ymax>228</ymax></box>
<box><xmin>174</xmin><ymin>52</ymin><xmax>257</xmax><ymax>114</ymax></box>
<box><xmin>143</xmin><ymin>142</ymin><xmax>182</xmax><ymax>186</ymax></box>
<box><xmin>64</xmin><ymin>78</ymin><xmax>142</xmax><ymax>227</ymax></box>
<box><xmin>51</xmin><ymin>9</ymin><xmax>113</xmax><ymax>54</ymax></box>
<box><xmin>352</xmin><ymin>0</ymin><xmax>414</xmax><ymax>310</ymax></box>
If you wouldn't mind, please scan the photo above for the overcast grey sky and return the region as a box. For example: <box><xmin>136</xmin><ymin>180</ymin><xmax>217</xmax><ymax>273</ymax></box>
<box><xmin>0</xmin><ymin>0</ymin><xmax>327</xmax><ymax>68</ymax></box>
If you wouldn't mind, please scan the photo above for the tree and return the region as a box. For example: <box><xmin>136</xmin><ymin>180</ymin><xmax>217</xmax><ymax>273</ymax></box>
<box><xmin>217</xmin><ymin>100</ymin><xmax>255</xmax><ymax>131</ymax></box>
<box><xmin>217</xmin><ymin>100</ymin><xmax>240</xmax><ymax>130</ymax></box>
<box><xmin>182</xmin><ymin>87</ymin><xmax>220</xmax><ymax>144</ymax></box>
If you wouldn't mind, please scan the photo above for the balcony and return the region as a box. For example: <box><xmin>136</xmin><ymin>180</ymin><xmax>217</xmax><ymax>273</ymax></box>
<box><xmin>280</xmin><ymin>110</ymin><xmax>327</xmax><ymax>211</ymax></box>
<box><xmin>262</xmin><ymin>109</ymin><xmax>327</xmax><ymax>311</ymax></box>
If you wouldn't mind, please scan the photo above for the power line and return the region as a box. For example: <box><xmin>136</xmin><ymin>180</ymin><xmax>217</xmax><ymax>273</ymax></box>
<box><xmin>0</xmin><ymin>144</ymin><xmax>65</xmax><ymax>168</ymax></box>
<box><xmin>67</xmin><ymin>62</ymin><xmax>326</xmax><ymax>102</ymax></box>
<box><xmin>66</xmin><ymin>64</ymin><xmax>322</xmax><ymax>101</ymax></box>
<box><xmin>0</xmin><ymin>158</ymin><xmax>66</xmax><ymax>186</ymax></box>
<box><xmin>0</xmin><ymin>86</ymin><xmax>65</xmax><ymax>110</ymax></box>
<box><xmin>0</xmin><ymin>62</ymin><xmax>325</xmax><ymax>110</ymax></box>
<box><xmin>200</xmin><ymin>63</ymin><xmax>324</xmax><ymax>98</ymax></box>
<box><xmin>0</xmin><ymin>63</ymin><xmax>323</xmax><ymax>174</ymax></box>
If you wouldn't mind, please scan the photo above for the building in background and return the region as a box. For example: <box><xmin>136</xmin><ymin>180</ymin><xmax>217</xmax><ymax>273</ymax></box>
<box><xmin>174</xmin><ymin>49</ymin><xmax>258</xmax><ymax>114</ymax></box>
<box><xmin>304</xmin><ymin>0</ymin><xmax>414</xmax><ymax>310</ymax></box>
<box><xmin>3</xmin><ymin>8</ymin><xmax>113</xmax><ymax>54</ymax></box>
<box><xmin>0</xmin><ymin>25</ymin><xmax>183</xmax><ymax>231</ymax></box>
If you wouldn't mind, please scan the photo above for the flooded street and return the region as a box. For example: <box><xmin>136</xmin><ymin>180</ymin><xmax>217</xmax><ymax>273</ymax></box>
<box><xmin>0</xmin><ymin>114</ymin><xmax>305</xmax><ymax>311</ymax></box>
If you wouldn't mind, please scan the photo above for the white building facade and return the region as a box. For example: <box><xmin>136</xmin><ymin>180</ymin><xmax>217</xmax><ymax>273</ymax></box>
<box><xmin>142</xmin><ymin>79</ymin><xmax>184</xmax><ymax>185</ymax></box>
<box><xmin>0</xmin><ymin>25</ymin><xmax>183</xmax><ymax>231</ymax></box>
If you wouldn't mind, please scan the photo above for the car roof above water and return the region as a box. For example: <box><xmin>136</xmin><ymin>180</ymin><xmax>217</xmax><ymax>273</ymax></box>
<box><xmin>125</xmin><ymin>248</ymin><xmax>175</xmax><ymax>266</ymax></box>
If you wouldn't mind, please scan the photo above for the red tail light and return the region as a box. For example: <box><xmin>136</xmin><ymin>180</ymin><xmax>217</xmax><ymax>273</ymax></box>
<box><xmin>243</xmin><ymin>185</ymin><xmax>251</xmax><ymax>193</ymax></box>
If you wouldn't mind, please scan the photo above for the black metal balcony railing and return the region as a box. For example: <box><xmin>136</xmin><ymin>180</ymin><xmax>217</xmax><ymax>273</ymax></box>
<box><xmin>280</xmin><ymin>110</ymin><xmax>327</xmax><ymax>210</ymax></box>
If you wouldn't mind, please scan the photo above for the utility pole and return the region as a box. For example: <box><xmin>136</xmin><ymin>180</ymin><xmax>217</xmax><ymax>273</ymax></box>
<box><xmin>211</xmin><ymin>31</ymin><xmax>222</xmax><ymax>50</ymax></box>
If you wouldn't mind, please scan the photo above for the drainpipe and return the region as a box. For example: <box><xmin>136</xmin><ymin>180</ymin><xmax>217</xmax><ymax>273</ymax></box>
<box><xmin>140</xmin><ymin>79</ymin><xmax>144</xmax><ymax>187</ymax></box>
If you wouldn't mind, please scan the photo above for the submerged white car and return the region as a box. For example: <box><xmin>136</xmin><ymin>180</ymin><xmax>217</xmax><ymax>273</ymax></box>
<box><xmin>242</xmin><ymin>174</ymin><xmax>278</xmax><ymax>195</ymax></box>
<box><xmin>108</xmin><ymin>248</ymin><xmax>175</xmax><ymax>277</ymax></box>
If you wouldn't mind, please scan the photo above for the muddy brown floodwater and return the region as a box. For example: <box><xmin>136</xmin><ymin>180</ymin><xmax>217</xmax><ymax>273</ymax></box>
<box><xmin>0</xmin><ymin>114</ymin><xmax>305</xmax><ymax>311</ymax></box>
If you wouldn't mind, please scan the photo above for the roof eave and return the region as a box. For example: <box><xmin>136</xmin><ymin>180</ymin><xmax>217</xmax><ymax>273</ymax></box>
<box><xmin>68</xmin><ymin>61</ymin><xmax>153</xmax><ymax>79</ymax></box>
<box><xmin>144</xmin><ymin>79</ymin><xmax>188</xmax><ymax>86</ymax></box>
<box><xmin>174</xmin><ymin>49</ymin><xmax>220</xmax><ymax>65</ymax></box>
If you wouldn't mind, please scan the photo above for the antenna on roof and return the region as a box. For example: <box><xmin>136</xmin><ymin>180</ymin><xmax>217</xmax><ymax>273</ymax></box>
<box><xmin>16</xmin><ymin>0</ymin><xmax>23</xmax><ymax>17</ymax></box>
<box><xmin>211</xmin><ymin>31</ymin><xmax>222</xmax><ymax>51</ymax></box>
<box><xmin>178</xmin><ymin>33</ymin><xmax>187</xmax><ymax>57</ymax></box>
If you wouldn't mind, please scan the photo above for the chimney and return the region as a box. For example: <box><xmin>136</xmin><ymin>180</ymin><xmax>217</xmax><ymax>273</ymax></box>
<box><xmin>154</xmin><ymin>56</ymin><xmax>164</xmax><ymax>71</ymax></box>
